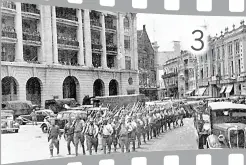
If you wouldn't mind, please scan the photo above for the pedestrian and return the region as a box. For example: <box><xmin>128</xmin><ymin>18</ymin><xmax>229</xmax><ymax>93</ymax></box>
<box><xmin>30</xmin><ymin>110</ymin><xmax>37</xmax><ymax>125</ymax></box>
<box><xmin>117</xmin><ymin>117</ymin><xmax>132</xmax><ymax>153</ymax></box>
<box><xmin>48</xmin><ymin>118</ymin><xmax>61</xmax><ymax>157</ymax></box>
<box><xmin>101</xmin><ymin>117</ymin><xmax>113</xmax><ymax>154</ymax></box>
<box><xmin>64</xmin><ymin>117</ymin><xmax>75</xmax><ymax>155</ymax></box>
<box><xmin>84</xmin><ymin>118</ymin><xmax>99</xmax><ymax>155</ymax></box>
<box><xmin>73</xmin><ymin>114</ymin><xmax>86</xmax><ymax>156</ymax></box>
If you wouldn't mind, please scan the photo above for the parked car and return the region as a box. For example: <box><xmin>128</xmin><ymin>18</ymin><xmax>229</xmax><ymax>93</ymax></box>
<box><xmin>44</xmin><ymin>98</ymin><xmax>79</xmax><ymax>114</ymax></box>
<box><xmin>1</xmin><ymin>110</ymin><xmax>20</xmax><ymax>133</ymax></box>
<box><xmin>2</xmin><ymin>100</ymin><xmax>34</xmax><ymax>119</ymax></box>
<box><xmin>40</xmin><ymin>110</ymin><xmax>87</xmax><ymax>133</ymax></box>
<box><xmin>15</xmin><ymin>109</ymin><xmax>55</xmax><ymax>125</ymax></box>
<box><xmin>196</xmin><ymin>102</ymin><xmax>246</xmax><ymax>149</ymax></box>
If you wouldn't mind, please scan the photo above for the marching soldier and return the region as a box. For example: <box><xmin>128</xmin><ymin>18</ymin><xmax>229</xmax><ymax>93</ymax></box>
<box><xmin>85</xmin><ymin>118</ymin><xmax>99</xmax><ymax>155</ymax></box>
<box><xmin>127</xmin><ymin>116</ymin><xmax>137</xmax><ymax>152</ymax></box>
<box><xmin>101</xmin><ymin>117</ymin><xmax>114</xmax><ymax>154</ymax></box>
<box><xmin>117</xmin><ymin>117</ymin><xmax>132</xmax><ymax>153</ymax></box>
<box><xmin>142</xmin><ymin>113</ymin><xmax>150</xmax><ymax>142</ymax></box>
<box><xmin>64</xmin><ymin>117</ymin><xmax>75</xmax><ymax>155</ymax></box>
<box><xmin>48</xmin><ymin>118</ymin><xmax>61</xmax><ymax>157</ymax></box>
<box><xmin>134</xmin><ymin>113</ymin><xmax>143</xmax><ymax>148</ymax></box>
<box><xmin>73</xmin><ymin>114</ymin><xmax>86</xmax><ymax>156</ymax></box>
<box><xmin>148</xmin><ymin>112</ymin><xmax>154</xmax><ymax>139</ymax></box>
<box><xmin>111</xmin><ymin>115</ymin><xmax>120</xmax><ymax>152</ymax></box>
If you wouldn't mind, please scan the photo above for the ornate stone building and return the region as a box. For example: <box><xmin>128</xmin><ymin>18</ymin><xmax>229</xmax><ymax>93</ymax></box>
<box><xmin>1</xmin><ymin>1</ymin><xmax>139</xmax><ymax>106</ymax></box>
<box><xmin>137</xmin><ymin>25</ymin><xmax>157</xmax><ymax>101</ymax></box>
<box><xmin>198</xmin><ymin>20</ymin><xmax>246</xmax><ymax>97</ymax></box>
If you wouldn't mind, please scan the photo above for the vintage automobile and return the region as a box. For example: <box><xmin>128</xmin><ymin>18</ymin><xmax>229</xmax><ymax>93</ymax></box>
<box><xmin>196</xmin><ymin>102</ymin><xmax>246</xmax><ymax>149</ymax></box>
<box><xmin>44</xmin><ymin>98</ymin><xmax>79</xmax><ymax>114</ymax></box>
<box><xmin>15</xmin><ymin>109</ymin><xmax>55</xmax><ymax>125</ymax></box>
<box><xmin>2</xmin><ymin>100</ymin><xmax>34</xmax><ymax>118</ymax></box>
<box><xmin>40</xmin><ymin>110</ymin><xmax>87</xmax><ymax>133</ymax></box>
<box><xmin>1</xmin><ymin>110</ymin><xmax>20</xmax><ymax>133</ymax></box>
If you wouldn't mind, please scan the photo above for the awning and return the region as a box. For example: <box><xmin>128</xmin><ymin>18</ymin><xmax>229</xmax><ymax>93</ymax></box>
<box><xmin>195</xmin><ymin>87</ymin><xmax>207</xmax><ymax>96</ymax></box>
<box><xmin>225</xmin><ymin>85</ymin><xmax>233</xmax><ymax>94</ymax></box>
<box><xmin>220</xmin><ymin>86</ymin><xmax>226</xmax><ymax>94</ymax></box>
<box><xmin>186</xmin><ymin>90</ymin><xmax>194</xmax><ymax>95</ymax></box>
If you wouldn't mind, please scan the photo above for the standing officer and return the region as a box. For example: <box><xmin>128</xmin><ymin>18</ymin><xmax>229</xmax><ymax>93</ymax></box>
<box><xmin>85</xmin><ymin>118</ymin><xmax>99</xmax><ymax>155</ymax></box>
<box><xmin>64</xmin><ymin>117</ymin><xmax>75</xmax><ymax>155</ymax></box>
<box><xmin>48</xmin><ymin>118</ymin><xmax>61</xmax><ymax>157</ymax></box>
<box><xmin>117</xmin><ymin>117</ymin><xmax>132</xmax><ymax>153</ymax></box>
<box><xmin>101</xmin><ymin>118</ymin><xmax>113</xmax><ymax>154</ymax></box>
<box><xmin>30</xmin><ymin>110</ymin><xmax>37</xmax><ymax>125</ymax></box>
<box><xmin>73</xmin><ymin>114</ymin><xmax>86</xmax><ymax>156</ymax></box>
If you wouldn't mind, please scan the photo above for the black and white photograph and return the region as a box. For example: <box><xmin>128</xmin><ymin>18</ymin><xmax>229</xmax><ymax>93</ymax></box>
<box><xmin>1</xmin><ymin>1</ymin><xmax>246</xmax><ymax>164</ymax></box>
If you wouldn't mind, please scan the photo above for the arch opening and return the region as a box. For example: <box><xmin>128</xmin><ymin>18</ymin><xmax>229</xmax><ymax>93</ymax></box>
<box><xmin>93</xmin><ymin>79</ymin><xmax>105</xmax><ymax>97</ymax></box>
<box><xmin>2</xmin><ymin>76</ymin><xmax>18</xmax><ymax>102</ymax></box>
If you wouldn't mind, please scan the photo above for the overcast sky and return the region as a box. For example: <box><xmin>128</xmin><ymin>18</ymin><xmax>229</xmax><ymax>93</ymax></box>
<box><xmin>137</xmin><ymin>13</ymin><xmax>245</xmax><ymax>52</ymax></box>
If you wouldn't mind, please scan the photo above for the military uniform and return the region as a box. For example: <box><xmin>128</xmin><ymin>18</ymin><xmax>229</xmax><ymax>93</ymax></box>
<box><xmin>117</xmin><ymin>118</ymin><xmax>132</xmax><ymax>153</ymax></box>
<box><xmin>64</xmin><ymin>119</ymin><xmax>75</xmax><ymax>155</ymax></box>
<box><xmin>48</xmin><ymin>123</ymin><xmax>61</xmax><ymax>157</ymax></box>
<box><xmin>143</xmin><ymin>114</ymin><xmax>149</xmax><ymax>141</ymax></box>
<box><xmin>73</xmin><ymin>116</ymin><xmax>86</xmax><ymax>156</ymax></box>
<box><xmin>134</xmin><ymin>114</ymin><xmax>143</xmax><ymax>148</ymax></box>
<box><xmin>101</xmin><ymin>118</ymin><xmax>113</xmax><ymax>154</ymax></box>
<box><xmin>111</xmin><ymin>116</ymin><xmax>120</xmax><ymax>152</ymax></box>
<box><xmin>128</xmin><ymin>116</ymin><xmax>137</xmax><ymax>152</ymax></box>
<box><xmin>85</xmin><ymin>118</ymin><xmax>99</xmax><ymax>155</ymax></box>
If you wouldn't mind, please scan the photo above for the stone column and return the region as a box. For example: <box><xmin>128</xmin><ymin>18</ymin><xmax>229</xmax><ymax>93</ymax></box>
<box><xmin>100</xmin><ymin>13</ymin><xmax>107</xmax><ymax>68</ymax></box>
<box><xmin>77</xmin><ymin>9</ymin><xmax>85</xmax><ymax>66</ymax></box>
<box><xmin>83</xmin><ymin>9</ymin><xmax>92</xmax><ymax>67</ymax></box>
<box><xmin>14</xmin><ymin>2</ymin><xmax>24</xmax><ymax>62</ymax></box>
<box><xmin>51</xmin><ymin>6</ymin><xmax>58</xmax><ymax>64</ymax></box>
<box><xmin>118</xmin><ymin>13</ymin><xmax>125</xmax><ymax>69</ymax></box>
<box><xmin>41</xmin><ymin>5</ymin><xmax>53</xmax><ymax>64</ymax></box>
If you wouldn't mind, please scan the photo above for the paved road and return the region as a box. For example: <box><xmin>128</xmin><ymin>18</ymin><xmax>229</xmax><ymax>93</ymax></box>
<box><xmin>1</xmin><ymin>118</ymin><xmax>198</xmax><ymax>164</ymax></box>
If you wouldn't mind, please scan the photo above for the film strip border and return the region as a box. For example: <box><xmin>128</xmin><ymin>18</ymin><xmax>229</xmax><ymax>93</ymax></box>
<box><xmin>3</xmin><ymin>149</ymin><xmax>245</xmax><ymax>165</ymax></box>
<box><xmin>5</xmin><ymin>0</ymin><xmax>246</xmax><ymax>16</ymax></box>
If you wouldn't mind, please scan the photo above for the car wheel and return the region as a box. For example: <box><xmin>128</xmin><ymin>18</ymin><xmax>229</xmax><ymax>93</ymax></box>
<box><xmin>42</xmin><ymin>126</ymin><xmax>48</xmax><ymax>133</ymax></box>
<box><xmin>15</xmin><ymin>129</ymin><xmax>19</xmax><ymax>133</ymax></box>
<box><xmin>17</xmin><ymin>120</ymin><xmax>23</xmax><ymax>125</ymax></box>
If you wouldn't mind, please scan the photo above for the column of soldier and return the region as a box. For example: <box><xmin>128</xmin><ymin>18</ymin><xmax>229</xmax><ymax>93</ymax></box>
<box><xmin>47</xmin><ymin>102</ymin><xmax>186</xmax><ymax>157</ymax></box>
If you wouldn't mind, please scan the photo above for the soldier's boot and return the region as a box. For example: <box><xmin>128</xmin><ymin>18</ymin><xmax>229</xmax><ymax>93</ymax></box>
<box><xmin>103</xmin><ymin>146</ymin><xmax>107</xmax><ymax>154</ymax></box>
<box><xmin>114</xmin><ymin>144</ymin><xmax>117</xmax><ymax>152</ymax></box>
<box><xmin>50</xmin><ymin>149</ymin><xmax>53</xmax><ymax>157</ymax></box>
<box><xmin>75</xmin><ymin>147</ymin><xmax>79</xmax><ymax>156</ymax></box>
<box><xmin>82</xmin><ymin>145</ymin><xmax>86</xmax><ymax>155</ymax></box>
<box><xmin>108</xmin><ymin>146</ymin><xmax>111</xmax><ymax>154</ymax></box>
<box><xmin>67</xmin><ymin>146</ymin><xmax>71</xmax><ymax>155</ymax></box>
<box><xmin>57</xmin><ymin>146</ymin><xmax>59</xmax><ymax>155</ymax></box>
<box><xmin>137</xmin><ymin>141</ymin><xmax>140</xmax><ymax>148</ymax></box>
<box><xmin>132</xmin><ymin>141</ymin><xmax>136</xmax><ymax>152</ymax></box>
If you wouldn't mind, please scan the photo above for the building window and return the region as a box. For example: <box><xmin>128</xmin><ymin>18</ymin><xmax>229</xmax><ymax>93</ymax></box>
<box><xmin>124</xmin><ymin>16</ymin><xmax>130</xmax><ymax>29</ymax></box>
<box><xmin>235</xmin><ymin>40</ymin><xmax>240</xmax><ymax>54</ymax></box>
<box><xmin>200</xmin><ymin>69</ymin><xmax>203</xmax><ymax>79</ymax></box>
<box><xmin>217</xmin><ymin>47</ymin><xmax>220</xmax><ymax>59</ymax></box>
<box><xmin>92</xmin><ymin>53</ymin><xmax>101</xmax><ymax>68</ymax></box>
<box><xmin>212</xmin><ymin>66</ymin><xmax>215</xmax><ymax>76</ymax></box>
<box><xmin>205</xmin><ymin>54</ymin><xmax>208</xmax><ymax>61</ymax></box>
<box><xmin>238</xmin><ymin>59</ymin><xmax>241</xmax><ymax>74</ymax></box>
<box><xmin>231</xmin><ymin>61</ymin><xmax>234</xmax><ymax>75</ymax></box>
<box><xmin>23</xmin><ymin>46</ymin><xmax>38</xmax><ymax>63</ymax></box>
<box><xmin>206</xmin><ymin>67</ymin><xmax>208</xmax><ymax>77</ymax></box>
<box><xmin>124</xmin><ymin>36</ymin><xmax>130</xmax><ymax>49</ymax></box>
<box><xmin>228</xmin><ymin>42</ymin><xmax>233</xmax><ymax>56</ymax></box>
<box><xmin>125</xmin><ymin>56</ymin><xmax>131</xmax><ymax>70</ymax></box>
<box><xmin>222</xmin><ymin>45</ymin><xmax>225</xmax><ymax>57</ymax></box>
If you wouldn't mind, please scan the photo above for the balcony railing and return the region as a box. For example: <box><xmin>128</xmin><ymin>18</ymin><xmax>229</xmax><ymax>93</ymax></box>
<box><xmin>2</xmin><ymin>27</ymin><xmax>17</xmax><ymax>39</ymax></box>
<box><xmin>57</xmin><ymin>36</ymin><xmax>79</xmax><ymax>47</ymax></box>
<box><xmin>92</xmin><ymin>44</ymin><xmax>102</xmax><ymax>50</ymax></box>
<box><xmin>105</xmin><ymin>24</ymin><xmax>117</xmax><ymax>30</ymax></box>
<box><xmin>22</xmin><ymin>30</ymin><xmax>41</xmax><ymax>42</ymax></box>
<box><xmin>106</xmin><ymin>44</ymin><xmax>117</xmax><ymax>52</ymax></box>
<box><xmin>1</xmin><ymin>1</ymin><xmax>16</xmax><ymax>9</ymax></box>
<box><xmin>21</xmin><ymin>4</ymin><xmax>40</xmax><ymax>14</ymax></box>
<box><xmin>56</xmin><ymin>13</ymin><xmax>78</xmax><ymax>22</ymax></box>
<box><xmin>90</xmin><ymin>19</ymin><xmax>102</xmax><ymax>27</ymax></box>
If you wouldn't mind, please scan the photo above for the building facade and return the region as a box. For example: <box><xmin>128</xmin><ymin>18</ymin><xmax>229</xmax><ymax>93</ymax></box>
<box><xmin>1</xmin><ymin>1</ymin><xmax>139</xmax><ymax>106</ymax></box>
<box><xmin>198</xmin><ymin>20</ymin><xmax>246</xmax><ymax>98</ymax></box>
<box><xmin>178</xmin><ymin>51</ymin><xmax>199</xmax><ymax>98</ymax></box>
<box><xmin>137</xmin><ymin>25</ymin><xmax>157</xmax><ymax>101</ymax></box>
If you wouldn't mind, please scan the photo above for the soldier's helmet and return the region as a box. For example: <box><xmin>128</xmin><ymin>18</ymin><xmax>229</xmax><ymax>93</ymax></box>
<box><xmin>96</xmin><ymin>112</ymin><xmax>101</xmax><ymax>116</ymax></box>
<box><xmin>120</xmin><ymin>117</ymin><xmax>125</xmax><ymax>123</ymax></box>
<box><xmin>76</xmin><ymin>114</ymin><xmax>81</xmax><ymax>120</ymax></box>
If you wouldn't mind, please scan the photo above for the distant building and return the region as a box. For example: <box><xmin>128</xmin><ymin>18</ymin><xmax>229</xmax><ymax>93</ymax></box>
<box><xmin>137</xmin><ymin>25</ymin><xmax>157</xmax><ymax>101</ymax></box>
<box><xmin>198</xmin><ymin>20</ymin><xmax>246</xmax><ymax>98</ymax></box>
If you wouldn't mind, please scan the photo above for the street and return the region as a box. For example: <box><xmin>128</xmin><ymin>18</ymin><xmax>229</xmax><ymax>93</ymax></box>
<box><xmin>1</xmin><ymin>118</ymin><xmax>198</xmax><ymax>164</ymax></box>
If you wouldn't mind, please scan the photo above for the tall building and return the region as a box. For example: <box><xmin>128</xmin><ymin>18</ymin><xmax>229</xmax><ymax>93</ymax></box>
<box><xmin>137</xmin><ymin>25</ymin><xmax>157</xmax><ymax>101</ymax></box>
<box><xmin>1</xmin><ymin>1</ymin><xmax>139</xmax><ymax>106</ymax></box>
<box><xmin>198</xmin><ymin>20</ymin><xmax>246</xmax><ymax>97</ymax></box>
